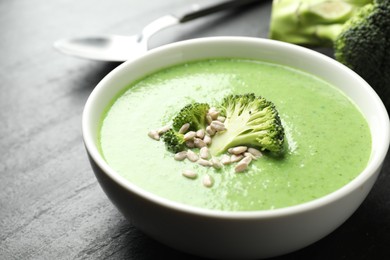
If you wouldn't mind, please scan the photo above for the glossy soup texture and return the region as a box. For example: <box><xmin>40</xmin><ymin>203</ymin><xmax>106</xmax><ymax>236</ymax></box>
<box><xmin>99</xmin><ymin>59</ymin><xmax>371</xmax><ymax>211</ymax></box>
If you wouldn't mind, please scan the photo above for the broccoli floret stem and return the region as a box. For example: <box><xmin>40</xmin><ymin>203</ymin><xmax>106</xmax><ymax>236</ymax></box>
<box><xmin>209</xmin><ymin>125</ymin><xmax>278</xmax><ymax>156</ymax></box>
<box><xmin>209</xmin><ymin>128</ymin><xmax>250</xmax><ymax>156</ymax></box>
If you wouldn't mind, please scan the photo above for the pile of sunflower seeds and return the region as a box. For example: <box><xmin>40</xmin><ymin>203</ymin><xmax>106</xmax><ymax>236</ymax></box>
<box><xmin>148</xmin><ymin>107</ymin><xmax>263</xmax><ymax>187</ymax></box>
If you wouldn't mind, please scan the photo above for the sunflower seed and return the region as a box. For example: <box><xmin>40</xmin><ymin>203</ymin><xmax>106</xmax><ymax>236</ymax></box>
<box><xmin>198</xmin><ymin>158</ymin><xmax>213</xmax><ymax>167</ymax></box>
<box><xmin>217</xmin><ymin>116</ymin><xmax>226</xmax><ymax>123</ymax></box>
<box><xmin>235</xmin><ymin>156</ymin><xmax>252</xmax><ymax>173</ymax></box>
<box><xmin>210</xmin><ymin>121</ymin><xmax>226</xmax><ymax>132</ymax></box>
<box><xmin>230</xmin><ymin>154</ymin><xmax>244</xmax><ymax>162</ymax></box>
<box><xmin>220</xmin><ymin>154</ymin><xmax>231</xmax><ymax>165</ymax></box>
<box><xmin>182</xmin><ymin>170</ymin><xmax>197</xmax><ymax>179</ymax></box>
<box><xmin>248</xmin><ymin>147</ymin><xmax>263</xmax><ymax>158</ymax></box>
<box><xmin>196</xmin><ymin>129</ymin><xmax>205</xmax><ymax>139</ymax></box>
<box><xmin>183</xmin><ymin>131</ymin><xmax>196</xmax><ymax>141</ymax></box>
<box><xmin>148</xmin><ymin>130</ymin><xmax>160</xmax><ymax>140</ymax></box>
<box><xmin>235</xmin><ymin>162</ymin><xmax>248</xmax><ymax>173</ymax></box>
<box><xmin>157</xmin><ymin>125</ymin><xmax>171</xmax><ymax>134</ymax></box>
<box><xmin>194</xmin><ymin>138</ymin><xmax>207</xmax><ymax>148</ymax></box>
<box><xmin>210</xmin><ymin>124</ymin><xmax>226</xmax><ymax>132</ymax></box>
<box><xmin>186</xmin><ymin>150</ymin><xmax>199</xmax><ymax>162</ymax></box>
<box><xmin>244</xmin><ymin>152</ymin><xmax>257</xmax><ymax>160</ymax></box>
<box><xmin>179</xmin><ymin>123</ymin><xmax>190</xmax><ymax>134</ymax></box>
<box><xmin>210</xmin><ymin>120</ymin><xmax>224</xmax><ymax>127</ymax></box>
<box><xmin>206</xmin><ymin>126</ymin><xmax>216</xmax><ymax>136</ymax></box>
<box><xmin>174</xmin><ymin>151</ymin><xmax>187</xmax><ymax>161</ymax></box>
<box><xmin>241</xmin><ymin>156</ymin><xmax>252</xmax><ymax>165</ymax></box>
<box><xmin>202</xmin><ymin>174</ymin><xmax>214</xmax><ymax>187</ymax></box>
<box><xmin>203</xmin><ymin>135</ymin><xmax>212</xmax><ymax>145</ymax></box>
<box><xmin>185</xmin><ymin>140</ymin><xmax>195</xmax><ymax>148</ymax></box>
<box><xmin>211</xmin><ymin>157</ymin><xmax>223</xmax><ymax>169</ymax></box>
<box><xmin>208</xmin><ymin>110</ymin><xmax>219</xmax><ymax>120</ymax></box>
<box><xmin>199</xmin><ymin>147</ymin><xmax>210</xmax><ymax>159</ymax></box>
<box><xmin>228</xmin><ymin>146</ymin><xmax>247</xmax><ymax>155</ymax></box>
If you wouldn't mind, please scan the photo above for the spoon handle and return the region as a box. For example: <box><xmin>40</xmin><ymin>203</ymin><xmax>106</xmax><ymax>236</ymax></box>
<box><xmin>177</xmin><ymin>0</ymin><xmax>264</xmax><ymax>23</ymax></box>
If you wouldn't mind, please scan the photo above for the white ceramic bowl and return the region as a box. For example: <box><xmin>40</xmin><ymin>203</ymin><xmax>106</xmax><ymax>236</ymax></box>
<box><xmin>82</xmin><ymin>37</ymin><xmax>389</xmax><ymax>259</ymax></box>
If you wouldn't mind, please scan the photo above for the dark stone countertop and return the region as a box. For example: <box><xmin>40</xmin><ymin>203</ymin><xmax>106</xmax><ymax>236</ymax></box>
<box><xmin>1</xmin><ymin>0</ymin><xmax>389</xmax><ymax>259</ymax></box>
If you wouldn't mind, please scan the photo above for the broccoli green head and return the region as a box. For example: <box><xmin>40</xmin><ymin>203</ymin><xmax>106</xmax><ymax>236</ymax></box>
<box><xmin>334</xmin><ymin>0</ymin><xmax>390</xmax><ymax>109</ymax></box>
<box><xmin>172</xmin><ymin>103</ymin><xmax>210</xmax><ymax>132</ymax></box>
<box><xmin>161</xmin><ymin>129</ymin><xmax>185</xmax><ymax>153</ymax></box>
<box><xmin>209</xmin><ymin>93</ymin><xmax>284</xmax><ymax>156</ymax></box>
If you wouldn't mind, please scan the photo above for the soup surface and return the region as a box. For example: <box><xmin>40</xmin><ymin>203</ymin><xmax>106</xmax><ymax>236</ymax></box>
<box><xmin>99</xmin><ymin>59</ymin><xmax>371</xmax><ymax>211</ymax></box>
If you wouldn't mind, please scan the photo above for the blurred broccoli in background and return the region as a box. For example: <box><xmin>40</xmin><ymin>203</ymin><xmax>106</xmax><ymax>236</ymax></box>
<box><xmin>270</xmin><ymin>0</ymin><xmax>390</xmax><ymax>110</ymax></box>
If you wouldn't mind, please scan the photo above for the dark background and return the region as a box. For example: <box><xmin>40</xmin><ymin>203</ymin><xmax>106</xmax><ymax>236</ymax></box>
<box><xmin>1</xmin><ymin>0</ymin><xmax>389</xmax><ymax>259</ymax></box>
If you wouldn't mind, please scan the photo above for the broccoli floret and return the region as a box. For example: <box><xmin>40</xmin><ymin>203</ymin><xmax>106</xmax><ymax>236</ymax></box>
<box><xmin>208</xmin><ymin>93</ymin><xmax>284</xmax><ymax>156</ymax></box>
<box><xmin>160</xmin><ymin>95</ymin><xmax>284</xmax><ymax>155</ymax></box>
<box><xmin>161</xmin><ymin>129</ymin><xmax>185</xmax><ymax>153</ymax></box>
<box><xmin>162</xmin><ymin>102</ymin><xmax>209</xmax><ymax>153</ymax></box>
<box><xmin>269</xmin><ymin>0</ymin><xmax>390</xmax><ymax>110</ymax></box>
<box><xmin>334</xmin><ymin>1</ymin><xmax>390</xmax><ymax>108</ymax></box>
<box><xmin>172</xmin><ymin>103</ymin><xmax>210</xmax><ymax>132</ymax></box>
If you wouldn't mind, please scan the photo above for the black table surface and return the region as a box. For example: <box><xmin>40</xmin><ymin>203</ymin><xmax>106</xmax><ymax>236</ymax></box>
<box><xmin>1</xmin><ymin>0</ymin><xmax>389</xmax><ymax>259</ymax></box>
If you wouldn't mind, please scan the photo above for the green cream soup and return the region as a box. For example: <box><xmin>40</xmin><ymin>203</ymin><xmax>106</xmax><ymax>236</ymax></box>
<box><xmin>99</xmin><ymin>59</ymin><xmax>371</xmax><ymax>211</ymax></box>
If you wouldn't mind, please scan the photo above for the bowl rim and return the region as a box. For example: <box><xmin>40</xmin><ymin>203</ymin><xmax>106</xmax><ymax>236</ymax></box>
<box><xmin>82</xmin><ymin>36</ymin><xmax>390</xmax><ymax>219</ymax></box>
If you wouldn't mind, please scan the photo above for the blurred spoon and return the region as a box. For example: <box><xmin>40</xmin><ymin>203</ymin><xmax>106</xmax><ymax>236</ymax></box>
<box><xmin>54</xmin><ymin>0</ymin><xmax>263</xmax><ymax>62</ymax></box>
